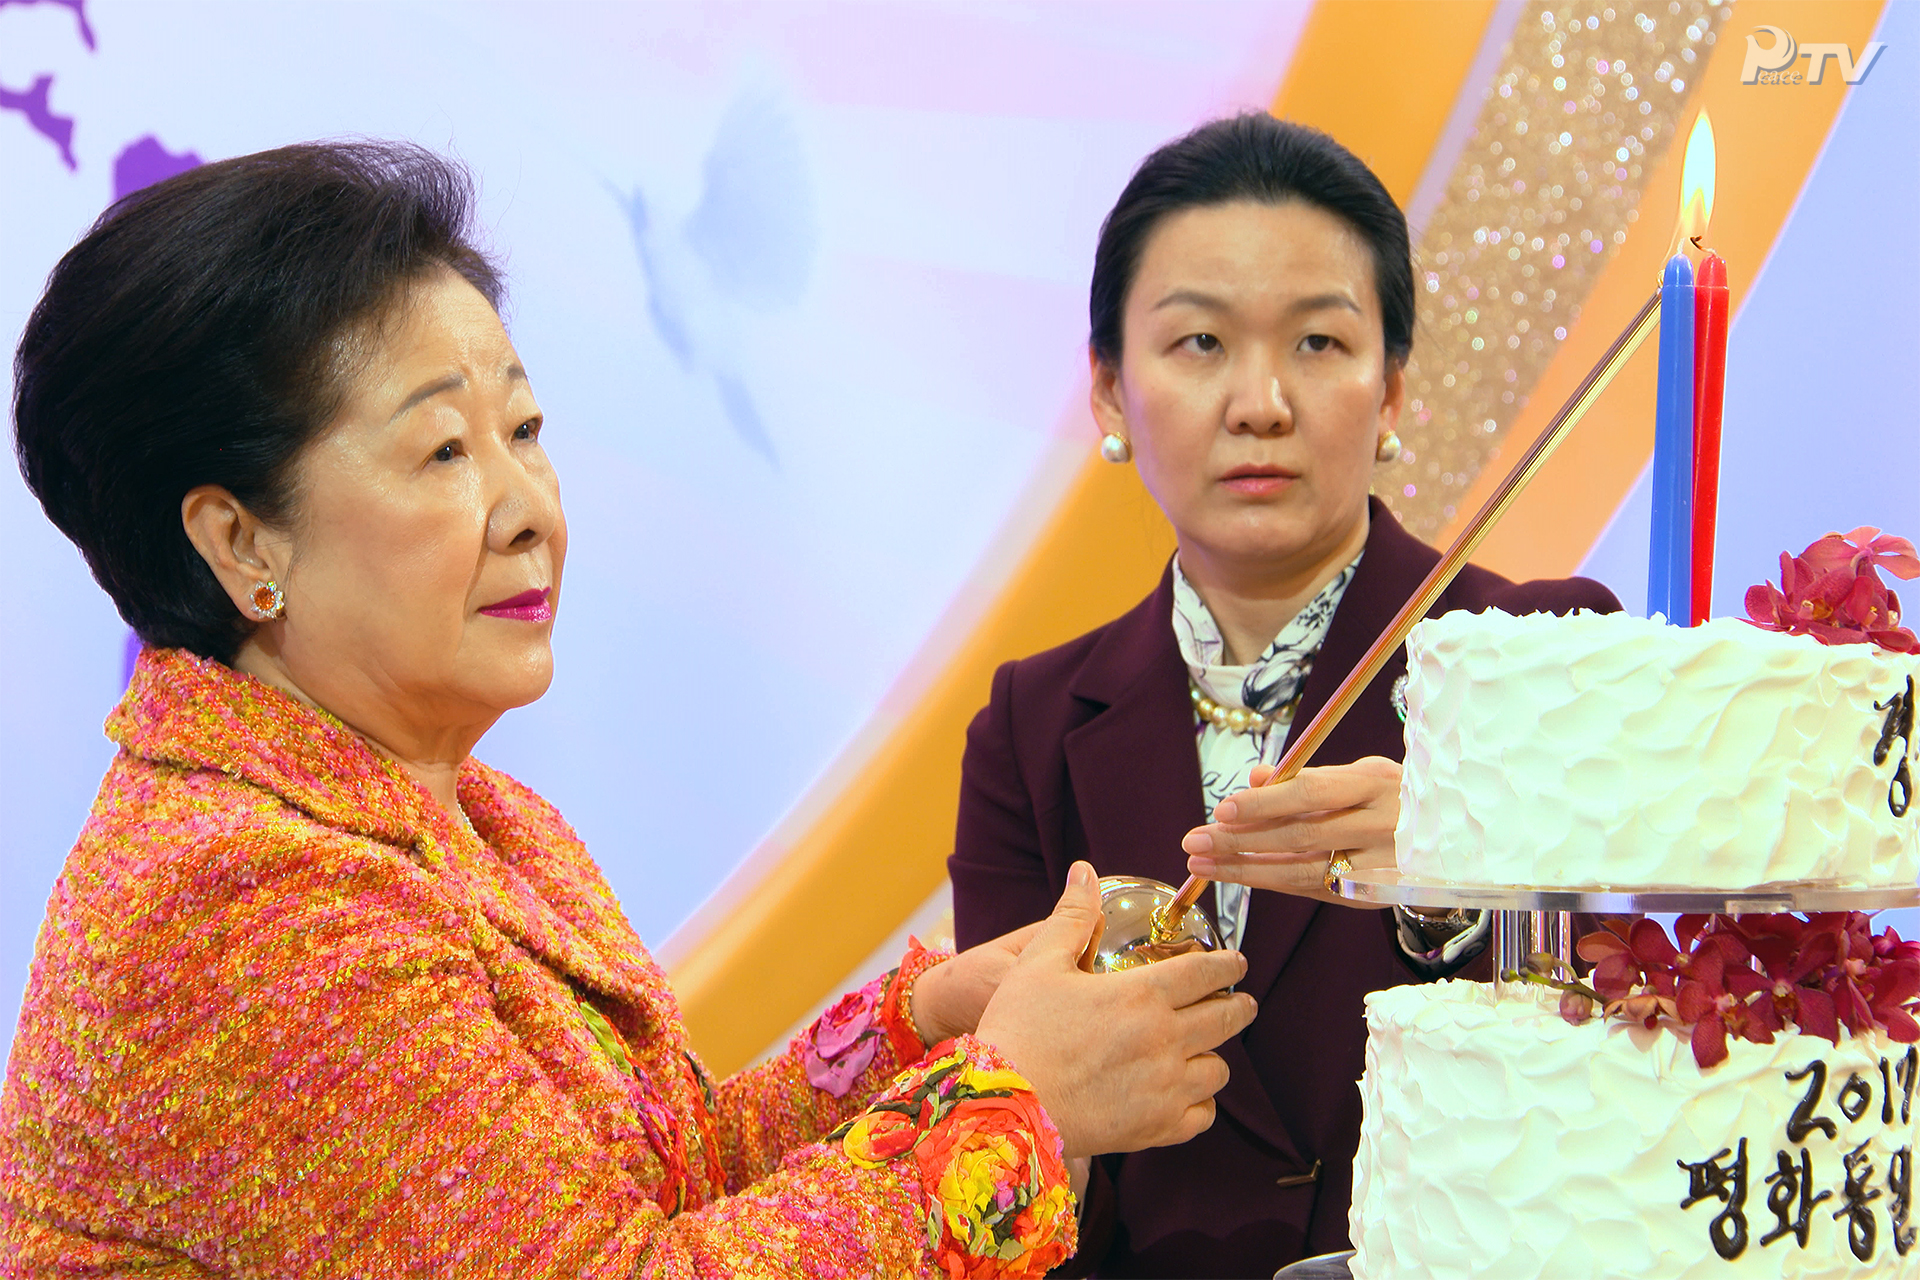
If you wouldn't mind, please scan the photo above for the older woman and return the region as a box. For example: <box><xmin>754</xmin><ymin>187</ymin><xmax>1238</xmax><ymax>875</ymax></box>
<box><xmin>1</xmin><ymin>143</ymin><xmax>1255</xmax><ymax>1277</ymax></box>
<box><xmin>948</xmin><ymin>116</ymin><xmax>1622</xmax><ymax>1277</ymax></box>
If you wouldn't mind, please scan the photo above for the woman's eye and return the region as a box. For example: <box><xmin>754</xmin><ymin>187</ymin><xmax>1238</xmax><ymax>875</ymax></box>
<box><xmin>1182</xmin><ymin>333</ymin><xmax>1222</xmax><ymax>354</ymax></box>
<box><xmin>513</xmin><ymin>418</ymin><xmax>541</xmax><ymax>441</ymax></box>
<box><xmin>1300</xmin><ymin>333</ymin><xmax>1337</xmax><ymax>354</ymax></box>
<box><xmin>431</xmin><ymin>441</ymin><xmax>459</xmax><ymax>463</ymax></box>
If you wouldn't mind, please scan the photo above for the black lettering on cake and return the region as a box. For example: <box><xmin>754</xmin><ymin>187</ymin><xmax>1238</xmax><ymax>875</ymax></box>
<box><xmin>1885</xmin><ymin>1057</ymin><xmax>1898</xmax><ymax>1125</ymax></box>
<box><xmin>1875</xmin><ymin>678</ymin><xmax>1914</xmax><ymax>765</ymax></box>
<box><xmin>1786</xmin><ymin>1061</ymin><xmax>1838</xmax><ymax>1142</ymax></box>
<box><xmin>1679</xmin><ymin>1139</ymin><xmax>1749</xmax><ymax>1260</ymax></box>
<box><xmin>1832</xmin><ymin>1142</ymin><xmax>1881</xmax><ymax>1263</ymax></box>
<box><xmin>1893</xmin><ymin>1147</ymin><xmax>1917</xmax><ymax>1257</ymax></box>
<box><xmin>1761</xmin><ymin>1146</ymin><xmax>1832</xmax><ymax>1249</ymax></box>
<box><xmin>1837</xmin><ymin>1072</ymin><xmax>1874</xmax><ymax>1123</ymax></box>
<box><xmin>1901</xmin><ymin>1048</ymin><xmax>1919</xmax><ymax>1125</ymax></box>
<box><xmin>1875</xmin><ymin>677</ymin><xmax>1915</xmax><ymax>817</ymax></box>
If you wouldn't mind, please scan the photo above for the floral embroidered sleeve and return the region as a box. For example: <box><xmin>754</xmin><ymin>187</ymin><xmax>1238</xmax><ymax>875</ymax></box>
<box><xmin>829</xmin><ymin>1038</ymin><xmax>1077</xmax><ymax>1276</ymax></box>
<box><xmin>709</xmin><ymin>941</ymin><xmax>945</xmax><ymax>1189</ymax></box>
<box><xmin>705</xmin><ymin>943</ymin><xmax>1078</xmax><ymax>1277</ymax></box>
<box><xmin>628</xmin><ymin>1035</ymin><xmax>1077</xmax><ymax>1279</ymax></box>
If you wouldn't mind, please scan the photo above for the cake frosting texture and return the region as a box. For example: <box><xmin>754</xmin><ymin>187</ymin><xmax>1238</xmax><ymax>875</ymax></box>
<box><xmin>1395</xmin><ymin>611</ymin><xmax>1920</xmax><ymax>888</ymax></box>
<box><xmin>1351</xmin><ymin>981</ymin><xmax>1919</xmax><ymax>1279</ymax></box>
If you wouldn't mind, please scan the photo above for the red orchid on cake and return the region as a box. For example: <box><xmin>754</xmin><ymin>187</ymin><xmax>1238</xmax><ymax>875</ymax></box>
<box><xmin>1745</xmin><ymin>526</ymin><xmax>1920</xmax><ymax>652</ymax></box>
<box><xmin>1538</xmin><ymin>913</ymin><xmax>1920</xmax><ymax>1069</ymax></box>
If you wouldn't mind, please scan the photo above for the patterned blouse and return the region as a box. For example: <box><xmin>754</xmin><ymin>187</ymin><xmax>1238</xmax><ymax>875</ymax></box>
<box><xmin>1172</xmin><ymin>557</ymin><xmax>1488</xmax><ymax>972</ymax></box>
<box><xmin>0</xmin><ymin>649</ymin><xmax>1075</xmax><ymax>1278</ymax></box>
<box><xmin>1173</xmin><ymin>553</ymin><xmax>1360</xmax><ymax>951</ymax></box>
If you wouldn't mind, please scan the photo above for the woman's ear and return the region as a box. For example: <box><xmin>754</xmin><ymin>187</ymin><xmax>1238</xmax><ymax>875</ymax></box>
<box><xmin>181</xmin><ymin>485</ymin><xmax>288</xmax><ymax>618</ymax></box>
<box><xmin>1088</xmin><ymin>346</ymin><xmax>1128</xmax><ymax>442</ymax></box>
<box><xmin>1378</xmin><ymin>357</ymin><xmax>1408</xmax><ymax>434</ymax></box>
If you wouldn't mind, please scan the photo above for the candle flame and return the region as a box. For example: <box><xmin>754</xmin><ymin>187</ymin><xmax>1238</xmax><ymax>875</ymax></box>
<box><xmin>1673</xmin><ymin>112</ymin><xmax>1716</xmax><ymax>256</ymax></box>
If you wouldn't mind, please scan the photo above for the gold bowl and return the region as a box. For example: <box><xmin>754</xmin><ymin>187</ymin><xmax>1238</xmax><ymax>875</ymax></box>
<box><xmin>1082</xmin><ymin>875</ymin><xmax>1222</xmax><ymax>973</ymax></box>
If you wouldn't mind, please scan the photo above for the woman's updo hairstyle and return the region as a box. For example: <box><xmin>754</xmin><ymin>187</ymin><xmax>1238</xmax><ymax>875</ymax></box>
<box><xmin>14</xmin><ymin>141</ymin><xmax>502</xmax><ymax>663</ymax></box>
<box><xmin>1089</xmin><ymin>114</ymin><xmax>1414</xmax><ymax>371</ymax></box>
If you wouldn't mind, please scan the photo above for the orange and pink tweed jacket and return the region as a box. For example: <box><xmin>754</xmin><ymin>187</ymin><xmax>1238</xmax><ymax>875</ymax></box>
<box><xmin>0</xmin><ymin>649</ymin><xmax>1074</xmax><ymax>1278</ymax></box>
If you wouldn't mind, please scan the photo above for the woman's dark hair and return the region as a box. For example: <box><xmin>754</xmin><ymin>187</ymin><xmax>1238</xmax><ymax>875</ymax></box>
<box><xmin>1089</xmin><ymin>114</ymin><xmax>1413</xmax><ymax>370</ymax></box>
<box><xmin>14</xmin><ymin>141</ymin><xmax>503</xmax><ymax>662</ymax></box>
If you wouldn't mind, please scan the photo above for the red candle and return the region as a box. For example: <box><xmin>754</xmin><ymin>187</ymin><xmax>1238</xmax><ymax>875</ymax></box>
<box><xmin>1691</xmin><ymin>252</ymin><xmax>1729</xmax><ymax>626</ymax></box>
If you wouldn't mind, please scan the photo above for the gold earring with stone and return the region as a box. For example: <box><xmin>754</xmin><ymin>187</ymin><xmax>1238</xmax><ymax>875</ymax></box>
<box><xmin>249</xmin><ymin>580</ymin><xmax>286</xmax><ymax>620</ymax></box>
<box><xmin>1375</xmin><ymin>430</ymin><xmax>1404</xmax><ymax>463</ymax></box>
<box><xmin>1099</xmin><ymin>433</ymin><xmax>1132</xmax><ymax>464</ymax></box>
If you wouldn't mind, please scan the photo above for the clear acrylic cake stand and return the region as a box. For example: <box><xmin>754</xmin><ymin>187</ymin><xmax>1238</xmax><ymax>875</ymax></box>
<box><xmin>1332</xmin><ymin>868</ymin><xmax>1920</xmax><ymax>991</ymax></box>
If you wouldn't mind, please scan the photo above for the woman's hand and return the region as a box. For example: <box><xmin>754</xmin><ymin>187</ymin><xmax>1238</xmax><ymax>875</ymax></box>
<box><xmin>1179</xmin><ymin>756</ymin><xmax>1401</xmax><ymax>907</ymax></box>
<box><xmin>974</xmin><ymin>861</ymin><xmax>1256</xmax><ymax>1159</ymax></box>
<box><xmin>908</xmin><ymin>921</ymin><xmax>1043</xmax><ymax>1046</ymax></box>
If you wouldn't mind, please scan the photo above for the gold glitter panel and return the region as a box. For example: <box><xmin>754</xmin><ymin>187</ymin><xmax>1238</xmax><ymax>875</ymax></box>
<box><xmin>1378</xmin><ymin>1</ymin><xmax>1733</xmax><ymax>539</ymax></box>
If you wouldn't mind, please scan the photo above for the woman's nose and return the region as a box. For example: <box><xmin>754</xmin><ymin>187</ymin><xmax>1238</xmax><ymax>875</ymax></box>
<box><xmin>488</xmin><ymin>451</ymin><xmax>562</xmax><ymax>552</ymax></box>
<box><xmin>1226</xmin><ymin>363</ymin><xmax>1293</xmax><ymax>436</ymax></box>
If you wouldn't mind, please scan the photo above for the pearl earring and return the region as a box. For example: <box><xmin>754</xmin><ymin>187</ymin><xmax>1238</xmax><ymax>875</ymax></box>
<box><xmin>1375</xmin><ymin>430</ymin><xmax>1404</xmax><ymax>463</ymax></box>
<box><xmin>1099</xmin><ymin>433</ymin><xmax>1132</xmax><ymax>464</ymax></box>
<box><xmin>249</xmin><ymin>580</ymin><xmax>286</xmax><ymax>620</ymax></box>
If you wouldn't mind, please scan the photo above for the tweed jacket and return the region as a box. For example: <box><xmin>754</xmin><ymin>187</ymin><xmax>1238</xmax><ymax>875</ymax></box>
<box><xmin>1</xmin><ymin>648</ymin><xmax>1074</xmax><ymax>1278</ymax></box>
<box><xmin>950</xmin><ymin>498</ymin><xmax>1622</xmax><ymax>1278</ymax></box>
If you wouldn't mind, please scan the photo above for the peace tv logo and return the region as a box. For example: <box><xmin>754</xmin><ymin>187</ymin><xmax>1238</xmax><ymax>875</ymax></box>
<box><xmin>1741</xmin><ymin>26</ymin><xmax>1886</xmax><ymax>86</ymax></box>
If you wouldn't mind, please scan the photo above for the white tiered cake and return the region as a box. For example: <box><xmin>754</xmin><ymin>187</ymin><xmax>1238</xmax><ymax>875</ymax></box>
<box><xmin>1352</xmin><ymin>980</ymin><xmax>1917</xmax><ymax>1279</ymax></box>
<box><xmin>1395</xmin><ymin>610</ymin><xmax>1920</xmax><ymax>890</ymax></box>
<box><xmin>1350</xmin><ymin>606</ymin><xmax>1920</xmax><ymax>1280</ymax></box>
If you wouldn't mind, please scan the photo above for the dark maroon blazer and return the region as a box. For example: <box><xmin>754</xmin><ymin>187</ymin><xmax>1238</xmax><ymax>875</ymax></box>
<box><xmin>949</xmin><ymin>498</ymin><xmax>1622</xmax><ymax>1278</ymax></box>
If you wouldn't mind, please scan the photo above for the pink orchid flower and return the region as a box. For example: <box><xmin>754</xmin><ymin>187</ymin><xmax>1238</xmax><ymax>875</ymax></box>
<box><xmin>1800</xmin><ymin>527</ymin><xmax>1920</xmax><ymax>580</ymax></box>
<box><xmin>1745</xmin><ymin>531</ymin><xmax>1920</xmax><ymax>652</ymax></box>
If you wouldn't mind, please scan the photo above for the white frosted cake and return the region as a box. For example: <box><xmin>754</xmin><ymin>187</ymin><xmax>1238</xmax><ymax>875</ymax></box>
<box><xmin>1395</xmin><ymin>611</ymin><xmax>1920</xmax><ymax>889</ymax></box>
<box><xmin>1352</xmin><ymin>981</ymin><xmax>1918</xmax><ymax>1279</ymax></box>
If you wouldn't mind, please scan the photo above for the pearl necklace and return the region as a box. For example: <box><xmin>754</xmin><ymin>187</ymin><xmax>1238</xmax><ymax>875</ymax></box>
<box><xmin>1189</xmin><ymin>680</ymin><xmax>1302</xmax><ymax>735</ymax></box>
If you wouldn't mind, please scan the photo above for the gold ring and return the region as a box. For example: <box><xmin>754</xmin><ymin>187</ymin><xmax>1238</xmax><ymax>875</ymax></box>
<box><xmin>1323</xmin><ymin>854</ymin><xmax>1352</xmax><ymax>893</ymax></box>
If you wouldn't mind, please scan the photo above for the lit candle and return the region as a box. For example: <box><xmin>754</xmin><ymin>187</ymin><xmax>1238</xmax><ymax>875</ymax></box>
<box><xmin>1692</xmin><ymin>251</ymin><xmax>1728</xmax><ymax>626</ymax></box>
<box><xmin>1650</xmin><ymin>253</ymin><xmax>1694</xmax><ymax>624</ymax></box>
<box><xmin>1651</xmin><ymin>112</ymin><xmax>1718</xmax><ymax>625</ymax></box>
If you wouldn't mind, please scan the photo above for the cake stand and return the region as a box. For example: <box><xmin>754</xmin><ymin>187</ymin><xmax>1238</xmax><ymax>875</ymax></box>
<box><xmin>1332</xmin><ymin>868</ymin><xmax>1920</xmax><ymax>988</ymax></box>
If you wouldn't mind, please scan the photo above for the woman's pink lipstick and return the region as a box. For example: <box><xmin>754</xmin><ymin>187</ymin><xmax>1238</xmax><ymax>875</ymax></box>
<box><xmin>479</xmin><ymin>587</ymin><xmax>553</xmax><ymax>623</ymax></box>
<box><xmin>1220</xmin><ymin>465</ymin><xmax>1298</xmax><ymax>498</ymax></box>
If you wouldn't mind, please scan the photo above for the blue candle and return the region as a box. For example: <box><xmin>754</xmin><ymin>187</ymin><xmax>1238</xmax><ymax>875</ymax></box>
<box><xmin>1650</xmin><ymin>254</ymin><xmax>1695</xmax><ymax>622</ymax></box>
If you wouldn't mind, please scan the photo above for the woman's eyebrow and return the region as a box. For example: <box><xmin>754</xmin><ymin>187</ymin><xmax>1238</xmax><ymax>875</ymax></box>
<box><xmin>389</xmin><ymin>362</ymin><xmax>527</xmax><ymax>423</ymax></box>
<box><xmin>389</xmin><ymin>373</ymin><xmax>466</xmax><ymax>423</ymax></box>
<box><xmin>1150</xmin><ymin>288</ymin><xmax>1229</xmax><ymax>313</ymax></box>
<box><xmin>1150</xmin><ymin>288</ymin><xmax>1361</xmax><ymax>316</ymax></box>
<box><xmin>1287</xmin><ymin>292</ymin><xmax>1362</xmax><ymax>316</ymax></box>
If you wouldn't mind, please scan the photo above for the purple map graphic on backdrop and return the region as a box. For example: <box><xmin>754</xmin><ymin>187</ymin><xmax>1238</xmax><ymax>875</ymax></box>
<box><xmin>113</xmin><ymin>134</ymin><xmax>201</xmax><ymax>200</ymax></box>
<box><xmin>0</xmin><ymin>0</ymin><xmax>92</xmax><ymax>169</ymax></box>
<box><xmin>1</xmin><ymin>0</ymin><xmax>200</xmax><ymax>206</ymax></box>
<box><xmin>0</xmin><ymin>75</ymin><xmax>76</xmax><ymax>170</ymax></box>
<box><xmin>0</xmin><ymin>0</ymin><xmax>93</xmax><ymax>46</ymax></box>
